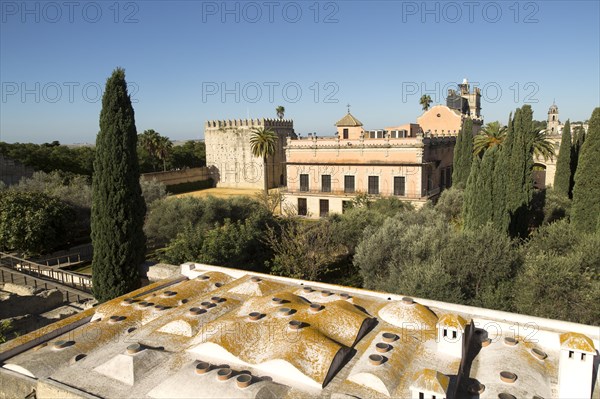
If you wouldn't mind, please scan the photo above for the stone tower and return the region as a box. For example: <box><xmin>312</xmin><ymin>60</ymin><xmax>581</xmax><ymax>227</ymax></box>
<box><xmin>547</xmin><ymin>103</ymin><xmax>560</xmax><ymax>135</ymax></box>
<box><xmin>204</xmin><ymin>119</ymin><xmax>295</xmax><ymax>190</ymax></box>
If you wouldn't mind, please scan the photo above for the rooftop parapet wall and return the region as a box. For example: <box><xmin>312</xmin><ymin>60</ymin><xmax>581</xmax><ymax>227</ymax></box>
<box><xmin>285</xmin><ymin>134</ymin><xmax>457</xmax><ymax>149</ymax></box>
<box><xmin>205</xmin><ymin>118</ymin><xmax>294</xmax><ymax>130</ymax></box>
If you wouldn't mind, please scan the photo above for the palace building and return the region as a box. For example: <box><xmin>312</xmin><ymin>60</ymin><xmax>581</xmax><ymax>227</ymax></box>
<box><xmin>281</xmin><ymin>80</ymin><xmax>482</xmax><ymax>217</ymax></box>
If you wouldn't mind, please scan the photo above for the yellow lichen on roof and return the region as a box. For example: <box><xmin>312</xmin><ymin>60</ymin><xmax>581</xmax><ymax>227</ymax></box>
<box><xmin>192</xmin><ymin>311</ymin><xmax>345</xmax><ymax>386</ymax></box>
<box><xmin>378</xmin><ymin>301</ymin><xmax>438</xmax><ymax>330</ymax></box>
<box><xmin>559</xmin><ymin>332</ymin><xmax>595</xmax><ymax>353</ymax></box>
<box><xmin>303</xmin><ymin>300</ymin><xmax>373</xmax><ymax>347</ymax></box>
<box><xmin>347</xmin><ymin>329</ymin><xmax>420</xmax><ymax>396</ymax></box>
<box><xmin>436</xmin><ymin>313</ymin><xmax>467</xmax><ymax>330</ymax></box>
<box><xmin>411</xmin><ymin>369</ymin><xmax>449</xmax><ymax>394</ymax></box>
<box><xmin>227</xmin><ymin>275</ymin><xmax>290</xmax><ymax>296</ymax></box>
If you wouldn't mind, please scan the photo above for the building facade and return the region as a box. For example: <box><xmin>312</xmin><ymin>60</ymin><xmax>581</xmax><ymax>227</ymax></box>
<box><xmin>282</xmin><ymin>111</ymin><xmax>459</xmax><ymax>217</ymax></box>
<box><xmin>533</xmin><ymin>103</ymin><xmax>589</xmax><ymax>188</ymax></box>
<box><xmin>204</xmin><ymin>118</ymin><xmax>295</xmax><ymax>190</ymax></box>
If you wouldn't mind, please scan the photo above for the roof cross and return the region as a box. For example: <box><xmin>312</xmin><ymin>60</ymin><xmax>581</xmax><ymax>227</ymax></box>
<box><xmin>347</xmin><ymin>104</ymin><xmax>351</xmax><ymax>114</ymax></box>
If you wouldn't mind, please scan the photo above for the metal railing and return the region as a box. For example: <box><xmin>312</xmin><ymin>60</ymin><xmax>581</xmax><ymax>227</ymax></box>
<box><xmin>0</xmin><ymin>267</ymin><xmax>92</xmax><ymax>302</ymax></box>
<box><xmin>0</xmin><ymin>252</ymin><xmax>92</xmax><ymax>294</ymax></box>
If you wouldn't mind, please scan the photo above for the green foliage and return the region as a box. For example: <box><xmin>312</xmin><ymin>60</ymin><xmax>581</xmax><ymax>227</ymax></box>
<box><xmin>452</xmin><ymin>118</ymin><xmax>474</xmax><ymax>187</ymax></box>
<box><xmin>354</xmin><ymin>208</ymin><xmax>460</xmax><ymax>301</ymax></box>
<box><xmin>463</xmin><ymin>146</ymin><xmax>500</xmax><ymax>230</ymax></box>
<box><xmin>434</xmin><ymin>186</ymin><xmax>463</xmax><ymax>224</ymax></box>
<box><xmin>506</xmin><ymin>106</ymin><xmax>535</xmax><ymax>237</ymax></box>
<box><xmin>276</xmin><ymin>105</ymin><xmax>285</xmax><ymax>119</ymax></box>
<box><xmin>161</xmin><ymin>214</ymin><xmax>271</xmax><ymax>271</ymax></box>
<box><xmin>441</xmin><ymin>224</ymin><xmax>520</xmax><ymax>310</ymax></box>
<box><xmin>139</xmin><ymin>178</ymin><xmax>167</xmax><ymax>206</ymax></box>
<box><xmin>169</xmin><ymin>141</ymin><xmax>206</xmax><ymax>169</ymax></box>
<box><xmin>91</xmin><ymin>68</ymin><xmax>146</xmax><ymax>302</ymax></box>
<box><xmin>419</xmin><ymin>94</ymin><xmax>432</xmax><ymax>111</ymax></box>
<box><xmin>0</xmin><ymin>142</ymin><xmax>95</xmax><ymax>176</ymax></box>
<box><xmin>571</xmin><ymin>108</ymin><xmax>600</xmax><ymax>233</ymax></box>
<box><xmin>540</xmin><ymin>188</ymin><xmax>571</xmax><ymax>225</ymax></box>
<box><xmin>266</xmin><ymin>218</ymin><xmax>343</xmax><ymax>281</ymax></box>
<box><xmin>553</xmin><ymin>121</ymin><xmax>572</xmax><ymax>197</ymax></box>
<box><xmin>0</xmin><ymin>320</ymin><xmax>13</xmax><ymax>344</ymax></box>
<box><xmin>249</xmin><ymin>127</ymin><xmax>278</xmax><ymax>194</ymax></box>
<box><xmin>145</xmin><ymin>196</ymin><xmax>271</xmax><ymax>247</ymax></box>
<box><xmin>10</xmin><ymin>171</ymin><xmax>92</xmax><ymax>238</ymax></box>
<box><xmin>473</xmin><ymin>121</ymin><xmax>506</xmax><ymax>157</ymax></box>
<box><xmin>0</xmin><ymin>191</ymin><xmax>75</xmax><ymax>255</ymax></box>
<box><xmin>515</xmin><ymin>222</ymin><xmax>600</xmax><ymax>324</ymax></box>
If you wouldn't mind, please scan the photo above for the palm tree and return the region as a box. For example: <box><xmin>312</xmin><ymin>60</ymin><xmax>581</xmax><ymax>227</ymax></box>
<box><xmin>419</xmin><ymin>95</ymin><xmax>432</xmax><ymax>111</ymax></box>
<box><xmin>473</xmin><ymin>121</ymin><xmax>507</xmax><ymax>156</ymax></box>
<box><xmin>249</xmin><ymin>127</ymin><xmax>277</xmax><ymax>195</ymax></box>
<box><xmin>138</xmin><ymin>129</ymin><xmax>160</xmax><ymax>170</ymax></box>
<box><xmin>276</xmin><ymin>106</ymin><xmax>285</xmax><ymax>119</ymax></box>
<box><xmin>531</xmin><ymin>129</ymin><xmax>556</xmax><ymax>161</ymax></box>
<box><xmin>155</xmin><ymin>136</ymin><xmax>173</xmax><ymax>171</ymax></box>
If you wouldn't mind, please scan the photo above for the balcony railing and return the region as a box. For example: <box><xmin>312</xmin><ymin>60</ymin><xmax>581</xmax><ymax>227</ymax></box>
<box><xmin>283</xmin><ymin>186</ymin><xmax>442</xmax><ymax>200</ymax></box>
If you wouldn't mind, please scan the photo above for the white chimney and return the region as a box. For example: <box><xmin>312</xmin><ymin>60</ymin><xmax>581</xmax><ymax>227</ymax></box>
<box><xmin>558</xmin><ymin>332</ymin><xmax>595</xmax><ymax>399</ymax></box>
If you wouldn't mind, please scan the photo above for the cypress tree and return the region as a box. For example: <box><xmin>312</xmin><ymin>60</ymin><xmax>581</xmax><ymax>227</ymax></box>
<box><xmin>91</xmin><ymin>68</ymin><xmax>146</xmax><ymax>302</ymax></box>
<box><xmin>463</xmin><ymin>146</ymin><xmax>500</xmax><ymax>230</ymax></box>
<box><xmin>570</xmin><ymin>124</ymin><xmax>586</xmax><ymax>191</ymax></box>
<box><xmin>452</xmin><ymin>118</ymin><xmax>474</xmax><ymax>188</ymax></box>
<box><xmin>553</xmin><ymin>120</ymin><xmax>572</xmax><ymax>197</ymax></box>
<box><xmin>491</xmin><ymin>113</ymin><xmax>513</xmax><ymax>233</ymax></box>
<box><xmin>571</xmin><ymin>108</ymin><xmax>600</xmax><ymax>233</ymax></box>
<box><xmin>505</xmin><ymin>106</ymin><xmax>535</xmax><ymax>237</ymax></box>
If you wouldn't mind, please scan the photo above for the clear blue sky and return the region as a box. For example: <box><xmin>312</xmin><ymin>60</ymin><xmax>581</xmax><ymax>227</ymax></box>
<box><xmin>1</xmin><ymin>0</ymin><xmax>599</xmax><ymax>144</ymax></box>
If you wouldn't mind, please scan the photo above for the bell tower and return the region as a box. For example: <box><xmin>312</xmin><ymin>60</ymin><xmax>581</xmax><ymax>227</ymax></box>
<box><xmin>547</xmin><ymin>103</ymin><xmax>560</xmax><ymax>135</ymax></box>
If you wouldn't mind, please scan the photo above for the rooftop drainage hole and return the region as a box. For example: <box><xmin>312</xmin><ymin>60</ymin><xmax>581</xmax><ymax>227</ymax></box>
<box><xmin>211</xmin><ymin>296</ymin><xmax>224</xmax><ymax>303</ymax></box>
<box><xmin>272</xmin><ymin>297</ymin><xmax>284</xmax><ymax>304</ymax></box>
<box><xmin>195</xmin><ymin>361</ymin><xmax>211</xmax><ymax>374</ymax></box>
<box><xmin>368</xmin><ymin>354</ymin><xmax>386</xmax><ymax>366</ymax></box>
<box><xmin>504</xmin><ymin>337</ymin><xmax>518</xmax><ymax>346</ymax></box>
<box><xmin>214</xmin><ymin>282</ymin><xmax>223</xmax><ymax>288</ymax></box>
<box><xmin>499</xmin><ymin>371</ymin><xmax>517</xmax><ymax>383</ymax></box>
<box><xmin>201</xmin><ymin>302</ymin><xmax>216</xmax><ymax>309</ymax></box>
<box><xmin>340</xmin><ymin>293</ymin><xmax>351</xmax><ymax>300</ymax></box>
<box><xmin>375</xmin><ymin>343</ymin><xmax>391</xmax><ymax>353</ymax></box>
<box><xmin>108</xmin><ymin>315</ymin><xmax>126</xmax><ymax>324</ymax></box>
<box><xmin>468</xmin><ymin>383</ymin><xmax>485</xmax><ymax>394</ymax></box>
<box><xmin>320</xmin><ymin>290</ymin><xmax>331</xmax><ymax>297</ymax></box>
<box><xmin>278</xmin><ymin>307</ymin><xmax>294</xmax><ymax>316</ymax></box>
<box><xmin>248</xmin><ymin>312</ymin><xmax>263</xmax><ymax>321</ymax></box>
<box><xmin>217</xmin><ymin>368</ymin><xmax>233</xmax><ymax>381</ymax></box>
<box><xmin>52</xmin><ymin>340</ymin><xmax>75</xmax><ymax>350</ymax></box>
<box><xmin>236</xmin><ymin>374</ymin><xmax>252</xmax><ymax>388</ymax></box>
<box><xmin>126</xmin><ymin>343</ymin><xmax>144</xmax><ymax>354</ymax></box>
<box><xmin>498</xmin><ymin>394</ymin><xmax>516</xmax><ymax>399</ymax></box>
<box><xmin>189</xmin><ymin>307</ymin><xmax>207</xmax><ymax>316</ymax></box>
<box><xmin>303</xmin><ymin>286</ymin><xmax>313</xmax><ymax>293</ymax></box>
<box><xmin>288</xmin><ymin>320</ymin><xmax>303</xmax><ymax>330</ymax></box>
<box><xmin>401</xmin><ymin>296</ymin><xmax>413</xmax><ymax>304</ymax></box>
<box><xmin>309</xmin><ymin>303</ymin><xmax>323</xmax><ymax>313</ymax></box>
<box><xmin>250</xmin><ymin>276</ymin><xmax>262</xmax><ymax>282</ymax></box>
<box><xmin>70</xmin><ymin>354</ymin><xmax>86</xmax><ymax>364</ymax></box>
<box><xmin>531</xmin><ymin>348</ymin><xmax>548</xmax><ymax>360</ymax></box>
<box><xmin>199</xmin><ymin>275</ymin><xmax>210</xmax><ymax>280</ymax></box>
<box><xmin>161</xmin><ymin>291</ymin><xmax>176</xmax><ymax>298</ymax></box>
<box><xmin>382</xmin><ymin>332</ymin><xmax>398</xmax><ymax>343</ymax></box>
